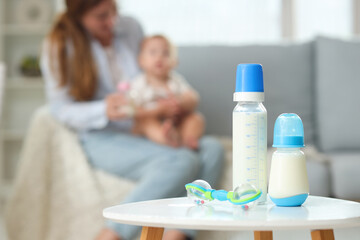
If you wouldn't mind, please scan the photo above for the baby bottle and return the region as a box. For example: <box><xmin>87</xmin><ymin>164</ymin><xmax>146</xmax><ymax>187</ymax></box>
<box><xmin>117</xmin><ymin>82</ymin><xmax>136</xmax><ymax>117</ymax></box>
<box><xmin>233</xmin><ymin>64</ymin><xmax>267</xmax><ymax>204</ymax></box>
<box><xmin>268</xmin><ymin>113</ymin><xmax>309</xmax><ymax>207</ymax></box>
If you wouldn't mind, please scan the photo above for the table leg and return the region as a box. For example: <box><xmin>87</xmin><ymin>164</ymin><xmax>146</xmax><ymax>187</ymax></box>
<box><xmin>254</xmin><ymin>231</ymin><xmax>273</xmax><ymax>240</ymax></box>
<box><xmin>140</xmin><ymin>226</ymin><xmax>164</xmax><ymax>240</ymax></box>
<box><xmin>311</xmin><ymin>229</ymin><xmax>335</xmax><ymax>240</ymax></box>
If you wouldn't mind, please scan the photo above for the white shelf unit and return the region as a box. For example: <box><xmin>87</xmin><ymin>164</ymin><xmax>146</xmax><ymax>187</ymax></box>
<box><xmin>2</xmin><ymin>24</ymin><xmax>51</xmax><ymax>35</ymax></box>
<box><xmin>6</xmin><ymin>77</ymin><xmax>44</xmax><ymax>89</ymax></box>
<box><xmin>0</xmin><ymin>0</ymin><xmax>55</xmax><ymax>203</ymax></box>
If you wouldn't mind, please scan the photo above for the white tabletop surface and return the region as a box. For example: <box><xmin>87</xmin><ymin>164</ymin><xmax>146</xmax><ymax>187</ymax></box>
<box><xmin>103</xmin><ymin>196</ymin><xmax>360</xmax><ymax>231</ymax></box>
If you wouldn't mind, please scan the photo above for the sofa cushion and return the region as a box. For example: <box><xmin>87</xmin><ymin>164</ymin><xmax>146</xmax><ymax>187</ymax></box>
<box><xmin>328</xmin><ymin>152</ymin><xmax>360</xmax><ymax>199</ymax></box>
<box><xmin>306</xmin><ymin>160</ymin><xmax>331</xmax><ymax>197</ymax></box>
<box><xmin>316</xmin><ymin>37</ymin><xmax>360</xmax><ymax>152</ymax></box>
<box><xmin>177</xmin><ymin>43</ymin><xmax>315</xmax><ymax>145</ymax></box>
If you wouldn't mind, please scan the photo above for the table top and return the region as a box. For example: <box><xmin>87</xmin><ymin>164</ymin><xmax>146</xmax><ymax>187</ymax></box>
<box><xmin>103</xmin><ymin>196</ymin><xmax>360</xmax><ymax>231</ymax></box>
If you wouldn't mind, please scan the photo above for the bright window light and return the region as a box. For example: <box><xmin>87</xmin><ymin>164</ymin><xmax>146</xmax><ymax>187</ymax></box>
<box><xmin>118</xmin><ymin>0</ymin><xmax>282</xmax><ymax>45</ymax></box>
<box><xmin>294</xmin><ymin>0</ymin><xmax>352</xmax><ymax>40</ymax></box>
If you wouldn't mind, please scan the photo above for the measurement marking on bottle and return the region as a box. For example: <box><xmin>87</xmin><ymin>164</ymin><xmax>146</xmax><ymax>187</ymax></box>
<box><xmin>246</xmin><ymin>145</ymin><xmax>256</xmax><ymax>148</ymax></box>
<box><xmin>247</xmin><ymin>168</ymin><xmax>257</xmax><ymax>170</ymax></box>
<box><xmin>246</xmin><ymin>134</ymin><xmax>256</xmax><ymax>137</ymax></box>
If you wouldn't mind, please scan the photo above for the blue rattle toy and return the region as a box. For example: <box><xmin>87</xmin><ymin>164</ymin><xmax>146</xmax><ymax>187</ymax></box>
<box><xmin>185</xmin><ymin>180</ymin><xmax>262</xmax><ymax>209</ymax></box>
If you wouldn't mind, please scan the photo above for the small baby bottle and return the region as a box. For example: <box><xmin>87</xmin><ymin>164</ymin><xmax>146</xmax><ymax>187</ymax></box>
<box><xmin>117</xmin><ymin>82</ymin><xmax>136</xmax><ymax>117</ymax></box>
<box><xmin>268</xmin><ymin>113</ymin><xmax>309</xmax><ymax>207</ymax></box>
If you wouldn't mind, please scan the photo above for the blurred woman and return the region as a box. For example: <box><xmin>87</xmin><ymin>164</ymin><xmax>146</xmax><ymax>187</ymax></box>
<box><xmin>41</xmin><ymin>0</ymin><xmax>224</xmax><ymax>239</ymax></box>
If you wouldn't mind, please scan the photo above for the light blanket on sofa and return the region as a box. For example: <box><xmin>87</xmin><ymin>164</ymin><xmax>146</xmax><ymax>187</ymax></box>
<box><xmin>5</xmin><ymin>107</ymin><xmax>135</xmax><ymax>240</ymax></box>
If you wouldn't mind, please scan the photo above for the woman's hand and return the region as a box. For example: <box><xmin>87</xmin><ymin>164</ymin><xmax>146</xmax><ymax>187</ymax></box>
<box><xmin>106</xmin><ymin>93</ymin><xmax>128</xmax><ymax>121</ymax></box>
<box><xmin>157</xmin><ymin>97</ymin><xmax>182</xmax><ymax>118</ymax></box>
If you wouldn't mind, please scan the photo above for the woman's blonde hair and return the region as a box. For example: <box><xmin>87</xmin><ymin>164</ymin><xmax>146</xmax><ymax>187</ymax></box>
<box><xmin>48</xmin><ymin>0</ymin><xmax>115</xmax><ymax>101</ymax></box>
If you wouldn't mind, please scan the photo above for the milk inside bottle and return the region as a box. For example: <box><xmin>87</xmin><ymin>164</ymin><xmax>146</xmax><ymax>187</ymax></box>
<box><xmin>233</xmin><ymin>64</ymin><xmax>267</xmax><ymax>204</ymax></box>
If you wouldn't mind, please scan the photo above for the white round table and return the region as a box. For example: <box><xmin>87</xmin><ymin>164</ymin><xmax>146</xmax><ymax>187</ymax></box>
<box><xmin>103</xmin><ymin>196</ymin><xmax>360</xmax><ymax>240</ymax></box>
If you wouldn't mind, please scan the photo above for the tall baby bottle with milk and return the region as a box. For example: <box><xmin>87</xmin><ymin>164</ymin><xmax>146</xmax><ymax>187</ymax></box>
<box><xmin>268</xmin><ymin>113</ymin><xmax>309</xmax><ymax>207</ymax></box>
<box><xmin>233</xmin><ymin>64</ymin><xmax>267</xmax><ymax>204</ymax></box>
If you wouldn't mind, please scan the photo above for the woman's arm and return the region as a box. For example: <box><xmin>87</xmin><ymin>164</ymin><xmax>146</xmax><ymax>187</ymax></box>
<box><xmin>134</xmin><ymin>98</ymin><xmax>181</xmax><ymax>120</ymax></box>
<box><xmin>177</xmin><ymin>90</ymin><xmax>199</xmax><ymax>113</ymax></box>
<box><xmin>41</xmin><ymin>42</ymin><xmax>111</xmax><ymax>131</ymax></box>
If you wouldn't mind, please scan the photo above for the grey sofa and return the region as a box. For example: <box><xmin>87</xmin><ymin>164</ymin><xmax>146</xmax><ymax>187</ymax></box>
<box><xmin>176</xmin><ymin>36</ymin><xmax>360</xmax><ymax>200</ymax></box>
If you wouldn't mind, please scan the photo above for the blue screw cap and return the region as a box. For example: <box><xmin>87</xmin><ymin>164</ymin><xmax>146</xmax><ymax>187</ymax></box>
<box><xmin>234</xmin><ymin>64</ymin><xmax>265</xmax><ymax>102</ymax></box>
<box><xmin>235</xmin><ymin>64</ymin><xmax>264</xmax><ymax>93</ymax></box>
<box><xmin>273</xmin><ymin>113</ymin><xmax>305</xmax><ymax>148</ymax></box>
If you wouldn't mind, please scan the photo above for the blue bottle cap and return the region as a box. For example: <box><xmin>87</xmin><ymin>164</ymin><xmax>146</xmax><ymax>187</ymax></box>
<box><xmin>235</xmin><ymin>64</ymin><xmax>264</xmax><ymax>92</ymax></box>
<box><xmin>234</xmin><ymin>64</ymin><xmax>264</xmax><ymax>102</ymax></box>
<box><xmin>273</xmin><ymin>113</ymin><xmax>305</xmax><ymax>148</ymax></box>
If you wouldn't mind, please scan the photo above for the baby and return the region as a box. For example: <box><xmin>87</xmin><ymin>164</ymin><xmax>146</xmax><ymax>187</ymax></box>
<box><xmin>129</xmin><ymin>35</ymin><xmax>204</xmax><ymax>149</ymax></box>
